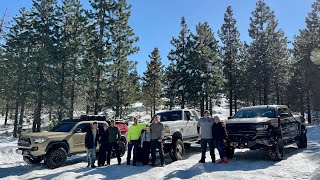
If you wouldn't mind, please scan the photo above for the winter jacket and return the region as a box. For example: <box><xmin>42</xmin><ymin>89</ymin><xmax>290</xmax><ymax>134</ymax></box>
<box><xmin>85</xmin><ymin>129</ymin><xmax>99</xmax><ymax>149</ymax></box>
<box><xmin>108</xmin><ymin>126</ymin><xmax>121</xmax><ymax>143</ymax></box>
<box><xmin>127</xmin><ymin>123</ymin><xmax>146</xmax><ymax>142</ymax></box>
<box><xmin>212</xmin><ymin>122</ymin><xmax>228</xmax><ymax>141</ymax></box>
<box><xmin>141</xmin><ymin>131</ymin><xmax>152</xmax><ymax>146</ymax></box>
<box><xmin>150</xmin><ymin>122</ymin><xmax>164</xmax><ymax>140</ymax></box>
<box><xmin>99</xmin><ymin>128</ymin><xmax>109</xmax><ymax>145</ymax></box>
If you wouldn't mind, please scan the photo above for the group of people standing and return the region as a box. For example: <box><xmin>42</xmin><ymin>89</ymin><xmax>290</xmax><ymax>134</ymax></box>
<box><xmin>197</xmin><ymin>110</ymin><xmax>229</xmax><ymax>164</ymax></box>
<box><xmin>85</xmin><ymin>115</ymin><xmax>165</xmax><ymax>168</ymax></box>
<box><xmin>85</xmin><ymin>120</ymin><xmax>122</xmax><ymax>168</ymax></box>
<box><xmin>85</xmin><ymin>110</ymin><xmax>228</xmax><ymax>168</ymax></box>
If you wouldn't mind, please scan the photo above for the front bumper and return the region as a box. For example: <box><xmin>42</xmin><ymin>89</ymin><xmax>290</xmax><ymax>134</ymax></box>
<box><xmin>229</xmin><ymin>137</ymin><xmax>275</xmax><ymax>149</ymax></box>
<box><xmin>16</xmin><ymin>146</ymin><xmax>45</xmax><ymax>157</ymax></box>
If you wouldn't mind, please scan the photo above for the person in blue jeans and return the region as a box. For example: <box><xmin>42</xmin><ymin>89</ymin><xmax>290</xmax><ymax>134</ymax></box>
<box><xmin>197</xmin><ymin>110</ymin><xmax>215</xmax><ymax>163</ymax></box>
<box><xmin>85</xmin><ymin>122</ymin><xmax>99</xmax><ymax>168</ymax></box>
<box><xmin>212</xmin><ymin>116</ymin><xmax>229</xmax><ymax>163</ymax></box>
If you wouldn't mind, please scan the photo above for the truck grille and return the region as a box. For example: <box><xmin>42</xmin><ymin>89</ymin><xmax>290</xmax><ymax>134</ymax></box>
<box><xmin>18</xmin><ymin>138</ymin><xmax>31</xmax><ymax>147</ymax></box>
<box><xmin>226</xmin><ymin>124</ymin><xmax>268</xmax><ymax>141</ymax></box>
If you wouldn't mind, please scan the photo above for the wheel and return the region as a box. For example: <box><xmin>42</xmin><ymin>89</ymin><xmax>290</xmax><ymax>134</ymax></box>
<box><xmin>297</xmin><ymin>131</ymin><xmax>307</xmax><ymax>148</ymax></box>
<box><xmin>44</xmin><ymin>147</ymin><xmax>67</xmax><ymax>169</ymax></box>
<box><xmin>225</xmin><ymin>147</ymin><xmax>235</xmax><ymax>158</ymax></box>
<box><xmin>268</xmin><ymin>137</ymin><xmax>284</xmax><ymax>161</ymax></box>
<box><xmin>23</xmin><ymin>156</ymin><xmax>43</xmax><ymax>164</ymax></box>
<box><xmin>112</xmin><ymin>141</ymin><xmax>126</xmax><ymax>157</ymax></box>
<box><xmin>170</xmin><ymin>139</ymin><xmax>185</xmax><ymax>161</ymax></box>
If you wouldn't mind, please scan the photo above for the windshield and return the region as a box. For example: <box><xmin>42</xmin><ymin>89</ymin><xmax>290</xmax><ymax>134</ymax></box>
<box><xmin>233</xmin><ymin>108</ymin><xmax>277</xmax><ymax>118</ymax></box>
<box><xmin>50</xmin><ymin>123</ymin><xmax>76</xmax><ymax>132</ymax></box>
<box><xmin>157</xmin><ymin>111</ymin><xmax>182</xmax><ymax>122</ymax></box>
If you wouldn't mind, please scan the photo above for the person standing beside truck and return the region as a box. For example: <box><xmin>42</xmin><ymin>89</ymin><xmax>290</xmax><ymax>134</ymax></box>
<box><xmin>141</xmin><ymin>124</ymin><xmax>152</xmax><ymax>166</ymax></box>
<box><xmin>197</xmin><ymin>110</ymin><xmax>215</xmax><ymax>163</ymax></box>
<box><xmin>150</xmin><ymin>115</ymin><xmax>165</xmax><ymax>167</ymax></box>
<box><xmin>212</xmin><ymin>116</ymin><xmax>229</xmax><ymax>164</ymax></box>
<box><xmin>127</xmin><ymin>117</ymin><xmax>146</xmax><ymax>166</ymax></box>
<box><xmin>98</xmin><ymin>123</ymin><xmax>109</xmax><ymax>166</ymax></box>
<box><xmin>85</xmin><ymin>122</ymin><xmax>99</xmax><ymax>168</ymax></box>
<box><xmin>106</xmin><ymin>120</ymin><xmax>122</xmax><ymax>165</ymax></box>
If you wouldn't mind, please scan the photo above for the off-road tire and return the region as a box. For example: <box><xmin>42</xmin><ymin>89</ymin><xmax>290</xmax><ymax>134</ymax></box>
<box><xmin>297</xmin><ymin>131</ymin><xmax>307</xmax><ymax>148</ymax></box>
<box><xmin>44</xmin><ymin>147</ymin><xmax>67</xmax><ymax>169</ymax></box>
<box><xmin>170</xmin><ymin>139</ymin><xmax>185</xmax><ymax>161</ymax></box>
<box><xmin>112</xmin><ymin>141</ymin><xmax>126</xmax><ymax>157</ymax></box>
<box><xmin>269</xmin><ymin>137</ymin><xmax>284</xmax><ymax>161</ymax></box>
<box><xmin>23</xmin><ymin>156</ymin><xmax>43</xmax><ymax>164</ymax></box>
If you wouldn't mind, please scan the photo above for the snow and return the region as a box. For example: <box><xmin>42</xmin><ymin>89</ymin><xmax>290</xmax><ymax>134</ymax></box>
<box><xmin>0</xmin><ymin>123</ymin><xmax>319</xmax><ymax>179</ymax></box>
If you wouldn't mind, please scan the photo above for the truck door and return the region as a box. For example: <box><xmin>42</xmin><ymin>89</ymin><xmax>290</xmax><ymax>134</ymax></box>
<box><xmin>70</xmin><ymin>123</ymin><xmax>90</xmax><ymax>153</ymax></box>
<box><xmin>183</xmin><ymin>111</ymin><xmax>197</xmax><ymax>138</ymax></box>
<box><xmin>282</xmin><ymin>108</ymin><xmax>300</xmax><ymax>139</ymax></box>
<box><xmin>278</xmin><ymin>108</ymin><xmax>291</xmax><ymax>140</ymax></box>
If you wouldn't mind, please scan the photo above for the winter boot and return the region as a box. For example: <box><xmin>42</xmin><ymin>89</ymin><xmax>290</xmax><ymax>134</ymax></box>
<box><xmin>217</xmin><ymin>159</ymin><xmax>224</xmax><ymax>164</ymax></box>
<box><xmin>198</xmin><ymin>158</ymin><xmax>205</xmax><ymax>163</ymax></box>
<box><xmin>223</xmin><ymin>157</ymin><xmax>229</xmax><ymax>164</ymax></box>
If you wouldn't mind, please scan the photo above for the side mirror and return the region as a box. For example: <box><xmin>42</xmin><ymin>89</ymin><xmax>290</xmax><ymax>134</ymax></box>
<box><xmin>74</xmin><ymin>128</ymin><xmax>82</xmax><ymax>133</ymax></box>
<box><xmin>279</xmin><ymin>113</ymin><xmax>290</xmax><ymax>119</ymax></box>
<box><xmin>228</xmin><ymin>116</ymin><xmax>233</xmax><ymax>120</ymax></box>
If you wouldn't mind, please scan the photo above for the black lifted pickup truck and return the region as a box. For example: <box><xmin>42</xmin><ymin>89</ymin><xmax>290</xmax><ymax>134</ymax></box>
<box><xmin>225</xmin><ymin>105</ymin><xmax>307</xmax><ymax>161</ymax></box>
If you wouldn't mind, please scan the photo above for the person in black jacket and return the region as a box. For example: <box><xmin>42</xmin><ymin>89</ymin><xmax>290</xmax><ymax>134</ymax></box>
<box><xmin>85</xmin><ymin>122</ymin><xmax>99</xmax><ymax>168</ymax></box>
<box><xmin>98</xmin><ymin>123</ymin><xmax>109</xmax><ymax>166</ymax></box>
<box><xmin>212</xmin><ymin>116</ymin><xmax>229</xmax><ymax>163</ymax></box>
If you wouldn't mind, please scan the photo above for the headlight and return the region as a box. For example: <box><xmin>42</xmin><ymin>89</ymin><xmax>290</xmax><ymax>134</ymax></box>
<box><xmin>256</xmin><ymin>125</ymin><xmax>268</xmax><ymax>130</ymax></box>
<box><xmin>164</xmin><ymin>126</ymin><xmax>171</xmax><ymax>134</ymax></box>
<box><xmin>34</xmin><ymin>138</ymin><xmax>48</xmax><ymax>144</ymax></box>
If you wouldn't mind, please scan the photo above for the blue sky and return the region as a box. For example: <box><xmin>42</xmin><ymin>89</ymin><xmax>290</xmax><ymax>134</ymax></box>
<box><xmin>0</xmin><ymin>0</ymin><xmax>315</xmax><ymax>76</ymax></box>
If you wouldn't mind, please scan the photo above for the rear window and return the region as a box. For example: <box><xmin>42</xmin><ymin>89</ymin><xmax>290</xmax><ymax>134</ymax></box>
<box><xmin>233</xmin><ymin>108</ymin><xmax>277</xmax><ymax>118</ymax></box>
<box><xmin>157</xmin><ymin>111</ymin><xmax>182</xmax><ymax>122</ymax></box>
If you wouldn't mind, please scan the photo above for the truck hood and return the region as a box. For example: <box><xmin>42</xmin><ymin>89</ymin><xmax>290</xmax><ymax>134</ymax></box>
<box><xmin>20</xmin><ymin>132</ymin><xmax>70</xmax><ymax>138</ymax></box>
<box><xmin>225</xmin><ymin>117</ymin><xmax>271</xmax><ymax>124</ymax></box>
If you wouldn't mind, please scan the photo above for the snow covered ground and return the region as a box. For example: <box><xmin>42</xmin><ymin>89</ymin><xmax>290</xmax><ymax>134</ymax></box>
<box><xmin>0</xmin><ymin>124</ymin><xmax>320</xmax><ymax>180</ymax></box>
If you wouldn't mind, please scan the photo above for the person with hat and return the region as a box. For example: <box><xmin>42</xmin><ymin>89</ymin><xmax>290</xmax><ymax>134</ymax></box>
<box><xmin>106</xmin><ymin>120</ymin><xmax>121</xmax><ymax>165</ymax></box>
<box><xmin>197</xmin><ymin>110</ymin><xmax>215</xmax><ymax>163</ymax></box>
<box><xmin>126</xmin><ymin>117</ymin><xmax>146</xmax><ymax>166</ymax></box>
<box><xmin>140</xmin><ymin>124</ymin><xmax>152</xmax><ymax>166</ymax></box>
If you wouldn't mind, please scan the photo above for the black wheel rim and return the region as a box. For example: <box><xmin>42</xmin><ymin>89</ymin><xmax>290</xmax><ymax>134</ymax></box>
<box><xmin>52</xmin><ymin>151</ymin><xmax>63</xmax><ymax>165</ymax></box>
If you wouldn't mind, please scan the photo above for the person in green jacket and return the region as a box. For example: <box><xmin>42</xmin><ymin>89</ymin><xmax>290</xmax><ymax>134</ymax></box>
<box><xmin>106</xmin><ymin>120</ymin><xmax>121</xmax><ymax>165</ymax></box>
<box><xmin>126</xmin><ymin>117</ymin><xmax>146</xmax><ymax>166</ymax></box>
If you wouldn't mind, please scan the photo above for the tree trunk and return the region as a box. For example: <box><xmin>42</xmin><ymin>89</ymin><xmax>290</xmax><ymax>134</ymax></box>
<box><xmin>200</xmin><ymin>96</ymin><xmax>205</xmax><ymax>116</ymax></box>
<box><xmin>116</xmin><ymin>91</ymin><xmax>120</xmax><ymax>118</ymax></box>
<box><xmin>4</xmin><ymin>101</ymin><xmax>9</xmax><ymax>125</ymax></box>
<box><xmin>58</xmin><ymin>62</ymin><xmax>65</xmax><ymax>122</ymax></box>
<box><xmin>18</xmin><ymin>99</ymin><xmax>25</xmax><ymax>136</ymax></box>
<box><xmin>69</xmin><ymin>74</ymin><xmax>75</xmax><ymax>119</ymax></box>
<box><xmin>234</xmin><ymin>88</ymin><xmax>238</xmax><ymax>113</ymax></box>
<box><xmin>307</xmin><ymin>90</ymin><xmax>311</xmax><ymax>124</ymax></box>
<box><xmin>205</xmin><ymin>94</ymin><xmax>209</xmax><ymax>110</ymax></box>
<box><xmin>181</xmin><ymin>92</ymin><xmax>185</xmax><ymax>109</ymax></box>
<box><xmin>33</xmin><ymin>62</ymin><xmax>44</xmax><ymax>132</ymax></box>
<box><xmin>13</xmin><ymin>97</ymin><xmax>20</xmax><ymax>137</ymax></box>
<box><xmin>209</xmin><ymin>97</ymin><xmax>213</xmax><ymax>115</ymax></box>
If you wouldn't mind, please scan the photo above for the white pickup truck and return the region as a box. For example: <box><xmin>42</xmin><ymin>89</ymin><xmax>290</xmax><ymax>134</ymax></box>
<box><xmin>155</xmin><ymin>109</ymin><xmax>200</xmax><ymax>161</ymax></box>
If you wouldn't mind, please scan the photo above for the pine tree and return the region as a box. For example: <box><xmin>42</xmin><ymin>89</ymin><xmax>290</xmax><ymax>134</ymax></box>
<box><xmin>142</xmin><ymin>48</ymin><xmax>163</xmax><ymax>116</ymax></box>
<box><xmin>168</xmin><ymin>17</ymin><xmax>191</xmax><ymax>109</ymax></box>
<box><xmin>218</xmin><ymin>6</ymin><xmax>241</xmax><ymax>115</ymax></box>
<box><xmin>188</xmin><ymin>22</ymin><xmax>222</xmax><ymax>114</ymax></box>
<box><xmin>163</xmin><ymin>62</ymin><xmax>178</xmax><ymax>109</ymax></box>
<box><xmin>106</xmin><ymin>0</ymin><xmax>139</xmax><ymax>118</ymax></box>
<box><xmin>291</xmin><ymin>0</ymin><xmax>320</xmax><ymax>123</ymax></box>
<box><xmin>248</xmin><ymin>0</ymin><xmax>286</xmax><ymax>105</ymax></box>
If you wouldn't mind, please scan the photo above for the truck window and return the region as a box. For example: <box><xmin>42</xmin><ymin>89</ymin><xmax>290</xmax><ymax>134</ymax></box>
<box><xmin>233</xmin><ymin>108</ymin><xmax>277</xmax><ymax>118</ymax></box>
<box><xmin>75</xmin><ymin>123</ymin><xmax>91</xmax><ymax>133</ymax></box>
<box><xmin>281</xmin><ymin>108</ymin><xmax>293</xmax><ymax>117</ymax></box>
<box><xmin>157</xmin><ymin>111</ymin><xmax>182</xmax><ymax>122</ymax></box>
<box><xmin>184</xmin><ymin>111</ymin><xmax>192</xmax><ymax>121</ymax></box>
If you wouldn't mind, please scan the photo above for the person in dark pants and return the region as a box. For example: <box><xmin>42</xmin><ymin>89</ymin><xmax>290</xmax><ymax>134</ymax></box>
<box><xmin>85</xmin><ymin>122</ymin><xmax>99</xmax><ymax>168</ymax></box>
<box><xmin>127</xmin><ymin>117</ymin><xmax>146</xmax><ymax>166</ymax></box>
<box><xmin>98</xmin><ymin>123</ymin><xmax>109</xmax><ymax>166</ymax></box>
<box><xmin>197</xmin><ymin>110</ymin><xmax>215</xmax><ymax>163</ymax></box>
<box><xmin>212</xmin><ymin>116</ymin><xmax>229</xmax><ymax>163</ymax></box>
<box><xmin>141</xmin><ymin>124</ymin><xmax>152</xmax><ymax>166</ymax></box>
<box><xmin>106</xmin><ymin>120</ymin><xmax>121</xmax><ymax>165</ymax></box>
<box><xmin>150</xmin><ymin>115</ymin><xmax>165</xmax><ymax>167</ymax></box>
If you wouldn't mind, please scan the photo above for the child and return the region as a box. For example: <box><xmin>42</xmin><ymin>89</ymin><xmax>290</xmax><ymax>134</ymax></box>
<box><xmin>212</xmin><ymin>116</ymin><xmax>229</xmax><ymax>164</ymax></box>
<box><xmin>85</xmin><ymin>122</ymin><xmax>99</xmax><ymax>168</ymax></box>
<box><xmin>140</xmin><ymin>124</ymin><xmax>152</xmax><ymax>165</ymax></box>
